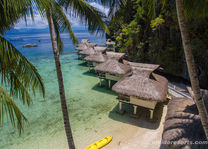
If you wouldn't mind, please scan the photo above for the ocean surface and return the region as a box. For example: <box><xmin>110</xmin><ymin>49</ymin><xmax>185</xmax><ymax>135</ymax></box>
<box><xmin>0</xmin><ymin>26</ymin><xmax>121</xmax><ymax>149</ymax></box>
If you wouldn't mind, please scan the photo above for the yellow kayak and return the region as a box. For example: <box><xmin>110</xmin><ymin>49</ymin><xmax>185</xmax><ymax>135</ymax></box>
<box><xmin>86</xmin><ymin>136</ymin><xmax>112</xmax><ymax>149</ymax></box>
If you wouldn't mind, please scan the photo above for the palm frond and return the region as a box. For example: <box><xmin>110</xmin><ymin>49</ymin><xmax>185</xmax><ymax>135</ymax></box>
<box><xmin>0</xmin><ymin>36</ymin><xmax>45</xmax><ymax>104</ymax></box>
<box><xmin>59</xmin><ymin>0</ymin><xmax>109</xmax><ymax>34</ymax></box>
<box><xmin>0</xmin><ymin>0</ymin><xmax>31</xmax><ymax>34</ymax></box>
<box><xmin>99</xmin><ymin>0</ymin><xmax>127</xmax><ymax>17</ymax></box>
<box><xmin>52</xmin><ymin>1</ymin><xmax>78</xmax><ymax>45</ymax></box>
<box><xmin>0</xmin><ymin>85</ymin><xmax>28</xmax><ymax>134</ymax></box>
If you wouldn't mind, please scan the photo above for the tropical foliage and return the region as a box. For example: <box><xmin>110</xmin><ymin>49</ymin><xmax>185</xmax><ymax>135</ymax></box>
<box><xmin>106</xmin><ymin>0</ymin><xmax>208</xmax><ymax>139</ymax></box>
<box><xmin>108</xmin><ymin>0</ymin><xmax>208</xmax><ymax>88</ymax></box>
<box><xmin>2</xmin><ymin>1</ymin><xmax>109</xmax><ymax>148</ymax></box>
<box><xmin>0</xmin><ymin>0</ymin><xmax>46</xmax><ymax>133</ymax></box>
<box><xmin>45</xmin><ymin>1</ymin><xmax>109</xmax><ymax>148</ymax></box>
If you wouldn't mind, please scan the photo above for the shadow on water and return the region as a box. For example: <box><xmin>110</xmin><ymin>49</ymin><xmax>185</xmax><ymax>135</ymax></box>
<box><xmin>74</xmin><ymin>56</ymin><xmax>84</xmax><ymax>61</ymax></box>
<box><xmin>82</xmin><ymin>71</ymin><xmax>97</xmax><ymax>77</ymax></box>
<box><xmin>78</xmin><ymin>61</ymin><xmax>88</xmax><ymax>67</ymax></box>
<box><xmin>91</xmin><ymin>83</ymin><xmax>117</xmax><ymax>96</ymax></box>
<box><xmin>74</xmin><ymin>57</ymin><xmax>80</xmax><ymax>60</ymax></box>
<box><xmin>108</xmin><ymin>102</ymin><xmax>165</xmax><ymax>129</ymax></box>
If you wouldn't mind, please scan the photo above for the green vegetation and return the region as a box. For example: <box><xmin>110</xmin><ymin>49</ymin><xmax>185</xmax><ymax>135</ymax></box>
<box><xmin>108</xmin><ymin>0</ymin><xmax>208</xmax><ymax>88</ymax></box>
<box><xmin>1</xmin><ymin>1</ymin><xmax>108</xmax><ymax>148</ymax></box>
<box><xmin>106</xmin><ymin>0</ymin><xmax>208</xmax><ymax>138</ymax></box>
<box><xmin>0</xmin><ymin>0</ymin><xmax>45</xmax><ymax>133</ymax></box>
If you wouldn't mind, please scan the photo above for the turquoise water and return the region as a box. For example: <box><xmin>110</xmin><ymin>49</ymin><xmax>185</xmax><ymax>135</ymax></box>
<box><xmin>0</xmin><ymin>27</ymin><xmax>119</xmax><ymax>149</ymax></box>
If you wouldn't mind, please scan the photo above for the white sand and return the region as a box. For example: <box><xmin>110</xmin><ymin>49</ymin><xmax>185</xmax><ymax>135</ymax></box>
<box><xmin>104</xmin><ymin>106</ymin><xmax>167</xmax><ymax>149</ymax></box>
<box><xmin>7</xmin><ymin>103</ymin><xmax>167</xmax><ymax>149</ymax></box>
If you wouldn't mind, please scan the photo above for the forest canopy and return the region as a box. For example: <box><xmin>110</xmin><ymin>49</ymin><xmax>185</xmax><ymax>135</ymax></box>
<box><xmin>107</xmin><ymin>0</ymin><xmax>208</xmax><ymax>88</ymax></box>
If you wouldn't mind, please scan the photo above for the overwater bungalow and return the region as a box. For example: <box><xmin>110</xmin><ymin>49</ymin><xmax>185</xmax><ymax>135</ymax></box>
<box><xmin>87</xmin><ymin>43</ymin><xmax>97</xmax><ymax>47</ymax></box>
<box><xmin>84</xmin><ymin>52</ymin><xmax>108</xmax><ymax>71</ymax></box>
<box><xmin>94</xmin><ymin>58</ymin><xmax>131</xmax><ymax>87</ymax></box>
<box><xmin>75</xmin><ymin>42</ymin><xmax>96</xmax><ymax>51</ymax></box>
<box><xmin>105</xmin><ymin>39</ymin><xmax>115</xmax><ymax>51</ymax></box>
<box><xmin>76</xmin><ymin>39</ymin><xmax>89</xmax><ymax>48</ymax></box>
<box><xmin>78</xmin><ymin>47</ymin><xmax>96</xmax><ymax>59</ymax></box>
<box><xmin>112</xmin><ymin>63</ymin><xmax>168</xmax><ymax>119</ymax></box>
<box><xmin>81</xmin><ymin>39</ymin><xmax>89</xmax><ymax>43</ymax></box>
<box><xmin>94</xmin><ymin>46</ymin><xmax>107</xmax><ymax>53</ymax></box>
<box><xmin>76</xmin><ymin>43</ymin><xmax>88</xmax><ymax>51</ymax></box>
<box><xmin>79</xmin><ymin>46</ymin><xmax>107</xmax><ymax>60</ymax></box>
<box><xmin>106</xmin><ymin>52</ymin><xmax>125</xmax><ymax>61</ymax></box>
<box><xmin>127</xmin><ymin>62</ymin><xmax>160</xmax><ymax>70</ymax></box>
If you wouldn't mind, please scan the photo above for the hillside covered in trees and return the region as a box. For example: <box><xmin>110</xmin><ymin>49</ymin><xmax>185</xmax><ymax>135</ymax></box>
<box><xmin>107</xmin><ymin>0</ymin><xmax>208</xmax><ymax>88</ymax></box>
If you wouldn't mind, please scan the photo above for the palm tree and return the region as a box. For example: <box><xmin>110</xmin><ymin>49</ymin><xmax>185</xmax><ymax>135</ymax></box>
<box><xmin>102</xmin><ymin>0</ymin><xmax>208</xmax><ymax>139</ymax></box>
<box><xmin>2</xmin><ymin>1</ymin><xmax>108</xmax><ymax>148</ymax></box>
<box><xmin>2</xmin><ymin>0</ymin><xmax>107</xmax><ymax>149</ymax></box>
<box><xmin>0</xmin><ymin>0</ymin><xmax>45</xmax><ymax>134</ymax></box>
<box><xmin>46</xmin><ymin>6</ymin><xmax>76</xmax><ymax>148</ymax></box>
<box><xmin>45</xmin><ymin>1</ymin><xmax>109</xmax><ymax>148</ymax></box>
<box><xmin>175</xmin><ymin>0</ymin><xmax>208</xmax><ymax>139</ymax></box>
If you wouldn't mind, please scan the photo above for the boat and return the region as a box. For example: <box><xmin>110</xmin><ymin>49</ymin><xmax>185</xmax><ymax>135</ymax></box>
<box><xmin>86</xmin><ymin>136</ymin><xmax>112</xmax><ymax>149</ymax></box>
<box><xmin>23</xmin><ymin>44</ymin><xmax>37</xmax><ymax>47</ymax></box>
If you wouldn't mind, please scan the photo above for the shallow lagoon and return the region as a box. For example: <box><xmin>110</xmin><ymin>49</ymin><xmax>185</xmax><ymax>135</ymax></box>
<box><xmin>0</xmin><ymin>28</ymin><xmax>122</xmax><ymax>149</ymax></box>
<box><xmin>0</xmin><ymin>27</ymin><xmax>167</xmax><ymax>149</ymax></box>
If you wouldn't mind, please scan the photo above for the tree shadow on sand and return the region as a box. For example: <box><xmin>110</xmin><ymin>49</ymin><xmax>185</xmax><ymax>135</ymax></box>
<box><xmin>108</xmin><ymin>102</ymin><xmax>165</xmax><ymax>129</ymax></box>
<box><xmin>160</xmin><ymin>98</ymin><xmax>208</xmax><ymax>149</ymax></box>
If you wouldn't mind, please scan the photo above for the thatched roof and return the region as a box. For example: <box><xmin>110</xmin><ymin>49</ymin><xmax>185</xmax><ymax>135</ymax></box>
<box><xmin>94</xmin><ymin>59</ymin><xmax>131</xmax><ymax>75</ymax></box>
<box><xmin>112</xmin><ymin>69</ymin><xmax>168</xmax><ymax>101</ymax></box>
<box><xmin>76</xmin><ymin>39</ymin><xmax>89</xmax><ymax>47</ymax></box>
<box><xmin>75</xmin><ymin>43</ymin><xmax>97</xmax><ymax>51</ymax></box>
<box><xmin>88</xmin><ymin>43</ymin><xmax>97</xmax><ymax>47</ymax></box>
<box><xmin>76</xmin><ymin>42</ymin><xmax>96</xmax><ymax>51</ymax></box>
<box><xmin>94</xmin><ymin>46</ymin><xmax>107</xmax><ymax>53</ymax></box>
<box><xmin>79</xmin><ymin>47</ymin><xmax>95</xmax><ymax>56</ymax></box>
<box><xmin>84</xmin><ymin>52</ymin><xmax>108</xmax><ymax>63</ymax></box>
<box><xmin>81</xmin><ymin>39</ymin><xmax>89</xmax><ymax>43</ymax></box>
<box><xmin>127</xmin><ymin>62</ymin><xmax>160</xmax><ymax>72</ymax></box>
<box><xmin>105</xmin><ymin>39</ymin><xmax>115</xmax><ymax>45</ymax></box>
<box><xmin>75</xmin><ymin>43</ymin><xmax>88</xmax><ymax>51</ymax></box>
<box><xmin>162</xmin><ymin>97</ymin><xmax>207</xmax><ymax>149</ymax></box>
<box><xmin>106</xmin><ymin>52</ymin><xmax>125</xmax><ymax>60</ymax></box>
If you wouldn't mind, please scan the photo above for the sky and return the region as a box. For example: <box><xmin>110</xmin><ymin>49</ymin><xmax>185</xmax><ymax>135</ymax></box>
<box><xmin>14</xmin><ymin>2</ymin><xmax>109</xmax><ymax>30</ymax></box>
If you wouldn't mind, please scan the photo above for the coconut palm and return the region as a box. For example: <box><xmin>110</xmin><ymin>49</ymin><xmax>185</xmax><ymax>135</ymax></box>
<box><xmin>144</xmin><ymin>0</ymin><xmax>208</xmax><ymax>140</ymax></box>
<box><xmin>46</xmin><ymin>1</ymin><xmax>108</xmax><ymax>148</ymax></box>
<box><xmin>2</xmin><ymin>1</ymin><xmax>109</xmax><ymax>148</ymax></box>
<box><xmin>45</xmin><ymin>3</ymin><xmax>77</xmax><ymax>147</ymax></box>
<box><xmin>175</xmin><ymin>0</ymin><xmax>208</xmax><ymax>139</ymax></box>
<box><xmin>0</xmin><ymin>0</ymin><xmax>45</xmax><ymax>134</ymax></box>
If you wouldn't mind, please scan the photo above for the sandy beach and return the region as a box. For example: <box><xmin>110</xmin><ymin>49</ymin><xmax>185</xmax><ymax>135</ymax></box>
<box><xmin>6</xmin><ymin>101</ymin><xmax>167</xmax><ymax>149</ymax></box>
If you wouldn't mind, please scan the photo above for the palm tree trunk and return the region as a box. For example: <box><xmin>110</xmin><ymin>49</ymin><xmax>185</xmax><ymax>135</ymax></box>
<box><xmin>176</xmin><ymin>0</ymin><xmax>208</xmax><ymax>139</ymax></box>
<box><xmin>47</xmin><ymin>10</ymin><xmax>76</xmax><ymax>149</ymax></box>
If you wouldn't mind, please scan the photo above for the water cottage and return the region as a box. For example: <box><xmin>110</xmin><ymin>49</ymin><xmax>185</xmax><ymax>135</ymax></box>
<box><xmin>84</xmin><ymin>52</ymin><xmax>108</xmax><ymax>71</ymax></box>
<box><xmin>94</xmin><ymin>58</ymin><xmax>131</xmax><ymax>87</ymax></box>
<box><xmin>112</xmin><ymin>63</ymin><xmax>168</xmax><ymax>119</ymax></box>
<box><xmin>105</xmin><ymin>39</ymin><xmax>115</xmax><ymax>51</ymax></box>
